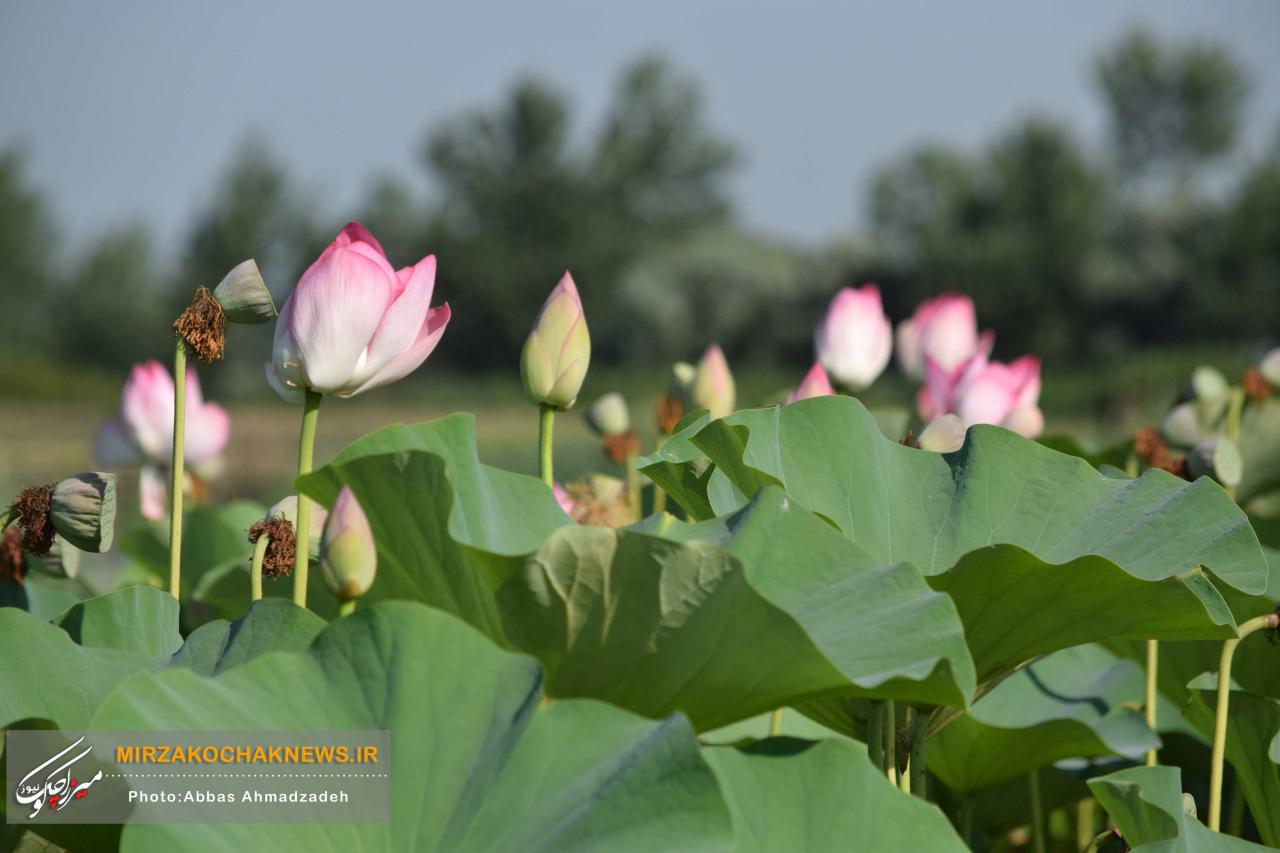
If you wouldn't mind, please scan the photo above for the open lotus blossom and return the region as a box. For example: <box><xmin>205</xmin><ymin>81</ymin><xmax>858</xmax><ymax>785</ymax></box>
<box><xmin>815</xmin><ymin>284</ymin><xmax>892</xmax><ymax>391</ymax></box>
<box><xmin>94</xmin><ymin>361</ymin><xmax>230</xmax><ymax>520</ymax></box>
<box><xmin>919</xmin><ymin>352</ymin><xmax>1044</xmax><ymax>438</ymax></box>
<box><xmin>267</xmin><ymin>222</ymin><xmax>451</xmax><ymax>401</ymax></box>
<box><xmin>785</xmin><ymin>362</ymin><xmax>835</xmax><ymax>404</ymax></box>
<box><xmin>895</xmin><ymin>293</ymin><xmax>993</xmax><ymax>380</ymax></box>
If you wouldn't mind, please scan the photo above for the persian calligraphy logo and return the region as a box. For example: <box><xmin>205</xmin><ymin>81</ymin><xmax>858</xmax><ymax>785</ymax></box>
<box><xmin>15</xmin><ymin>736</ymin><xmax>104</xmax><ymax>818</ymax></box>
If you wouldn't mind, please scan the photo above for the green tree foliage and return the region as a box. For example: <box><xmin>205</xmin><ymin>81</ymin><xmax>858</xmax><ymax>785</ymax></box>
<box><xmin>0</xmin><ymin>149</ymin><xmax>58</xmax><ymax>357</ymax></box>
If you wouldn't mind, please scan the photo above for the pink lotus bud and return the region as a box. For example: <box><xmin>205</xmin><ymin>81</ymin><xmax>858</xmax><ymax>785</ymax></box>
<box><xmin>785</xmin><ymin>362</ymin><xmax>835</xmax><ymax>404</ymax></box>
<box><xmin>320</xmin><ymin>486</ymin><xmax>377</xmax><ymax>602</ymax></box>
<box><xmin>920</xmin><ymin>353</ymin><xmax>1044</xmax><ymax>438</ymax></box>
<box><xmin>94</xmin><ymin>361</ymin><xmax>230</xmax><ymax>469</ymax></box>
<box><xmin>521</xmin><ymin>272</ymin><xmax>591</xmax><ymax>410</ymax></box>
<box><xmin>267</xmin><ymin>223</ymin><xmax>451</xmax><ymax>401</ymax></box>
<box><xmin>917</xmin><ymin>414</ymin><xmax>967</xmax><ymax>452</ymax></box>
<box><xmin>895</xmin><ymin>293</ymin><xmax>993</xmax><ymax>380</ymax></box>
<box><xmin>693</xmin><ymin>345</ymin><xmax>735</xmax><ymax>419</ymax></box>
<box><xmin>815</xmin><ymin>285</ymin><xmax>892</xmax><ymax>391</ymax></box>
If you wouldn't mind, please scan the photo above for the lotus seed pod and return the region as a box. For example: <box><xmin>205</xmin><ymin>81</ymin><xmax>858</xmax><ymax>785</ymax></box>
<box><xmin>1186</xmin><ymin>436</ymin><xmax>1243</xmax><ymax>488</ymax></box>
<box><xmin>917</xmin><ymin>414</ymin><xmax>966</xmax><ymax>453</ymax></box>
<box><xmin>265</xmin><ymin>495</ymin><xmax>327</xmax><ymax>557</ymax></box>
<box><xmin>1189</xmin><ymin>365</ymin><xmax>1231</xmax><ymax>424</ymax></box>
<box><xmin>1260</xmin><ymin>348</ymin><xmax>1280</xmax><ymax>387</ymax></box>
<box><xmin>49</xmin><ymin>473</ymin><xmax>116</xmax><ymax>553</ymax></box>
<box><xmin>693</xmin><ymin>345</ymin><xmax>735</xmax><ymax>419</ymax></box>
<box><xmin>320</xmin><ymin>486</ymin><xmax>377</xmax><ymax>602</ymax></box>
<box><xmin>520</xmin><ymin>272</ymin><xmax>590</xmax><ymax>410</ymax></box>
<box><xmin>212</xmin><ymin>259</ymin><xmax>278</xmax><ymax>324</ymax></box>
<box><xmin>585</xmin><ymin>393</ymin><xmax>631</xmax><ymax>437</ymax></box>
<box><xmin>1160</xmin><ymin>401</ymin><xmax>1204</xmax><ymax>448</ymax></box>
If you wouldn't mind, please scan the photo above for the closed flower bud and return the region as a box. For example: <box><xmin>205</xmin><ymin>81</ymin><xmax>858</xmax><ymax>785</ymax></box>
<box><xmin>320</xmin><ymin>486</ymin><xmax>377</xmax><ymax>602</ymax></box>
<box><xmin>693</xmin><ymin>345</ymin><xmax>735</xmax><ymax>419</ymax></box>
<box><xmin>917</xmin><ymin>414</ymin><xmax>967</xmax><ymax>453</ymax></box>
<box><xmin>1260</xmin><ymin>348</ymin><xmax>1280</xmax><ymax>388</ymax></box>
<box><xmin>1186</xmin><ymin>436</ymin><xmax>1243</xmax><ymax>488</ymax></box>
<box><xmin>521</xmin><ymin>272</ymin><xmax>591</xmax><ymax>410</ymax></box>
<box><xmin>1189</xmin><ymin>365</ymin><xmax>1231</xmax><ymax>424</ymax></box>
<box><xmin>266</xmin><ymin>495</ymin><xmax>327</xmax><ymax>557</ymax></box>
<box><xmin>212</xmin><ymin>259</ymin><xmax>278</xmax><ymax>325</ymax></box>
<box><xmin>50</xmin><ymin>473</ymin><xmax>116</xmax><ymax>553</ymax></box>
<box><xmin>785</xmin><ymin>362</ymin><xmax>835</xmax><ymax>404</ymax></box>
<box><xmin>816</xmin><ymin>284</ymin><xmax>892</xmax><ymax>391</ymax></box>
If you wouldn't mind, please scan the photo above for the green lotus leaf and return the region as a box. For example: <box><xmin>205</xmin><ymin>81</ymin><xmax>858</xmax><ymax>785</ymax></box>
<box><xmin>91</xmin><ymin>602</ymin><xmax>735</xmax><ymax>852</ymax></box>
<box><xmin>1089</xmin><ymin>765</ymin><xmax>1271</xmax><ymax>851</ymax></box>
<box><xmin>170</xmin><ymin>599</ymin><xmax>327</xmax><ymax>676</ymax></box>
<box><xmin>702</xmin><ymin>737</ymin><xmax>967</xmax><ymax>852</ymax></box>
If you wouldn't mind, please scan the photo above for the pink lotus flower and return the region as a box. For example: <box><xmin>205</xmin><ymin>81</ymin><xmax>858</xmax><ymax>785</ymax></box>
<box><xmin>815</xmin><ymin>285</ymin><xmax>892</xmax><ymax>391</ymax></box>
<box><xmin>919</xmin><ymin>353</ymin><xmax>1044</xmax><ymax>438</ymax></box>
<box><xmin>267</xmin><ymin>223</ymin><xmax>451</xmax><ymax>401</ymax></box>
<box><xmin>895</xmin><ymin>293</ymin><xmax>993</xmax><ymax>380</ymax></box>
<box><xmin>94</xmin><ymin>361</ymin><xmax>230</xmax><ymax>519</ymax></box>
<box><xmin>785</xmin><ymin>362</ymin><xmax>835</xmax><ymax>404</ymax></box>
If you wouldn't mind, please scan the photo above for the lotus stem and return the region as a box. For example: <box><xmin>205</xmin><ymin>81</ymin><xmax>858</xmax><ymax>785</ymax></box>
<box><xmin>1224</xmin><ymin>387</ymin><xmax>1245</xmax><ymax>500</ymax></box>
<box><xmin>867</xmin><ymin>700</ymin><xmax>884</xmax><ymax>771</ymax></box>
<box><xmin>1029</xmin><ymin>768</ymin><xmax>1046</xmax><ymax>853</ymax></box>
<box><xmin>957</xmin><ymin>798</ymin><xmax>975</xmax><ymax>847</ymax></box>
<box><xmin>250</xmin><ymin>534</ymin><xmax>269</xmax><ymax>602</ymax></box>
<box><xmin>168</xmin><ymin>338</ymin><xmax>187</xmax><ymax>600</ymax></box>
<box><xmin>909</xmin><ymin>709</ymin><xmax>928</xmax><ymax>799</ymax></box>
<box><xmin>1209</xmin><ymin>612</ymin><xmax>1279</xmax><ymax>831</ymax></box>
<box><xmin>769</xmin><ymin>708</ymin><xmax>783</xmax><ymax>737</ymax></box>
<box><xmin>338</xmin><ymin>600</ymin><xmax>356</xmax><ymax>618</ymax></box>
<box><xmin>884</xmin><ymin>700</ymin><xmax>897</xmax><ymax>785</ymax></box>
<box><xmin>1145</xmin><ymin>638</ymin><xmax>1159</xmax><ymax>766</ymax></box>
<box><xmin>292</xmin><ymin>389</ymin><xmax>322</xmax><ymax>608</ymax></box>
<box><xmin>1227</xmin><ymin>782</ymin><xmax>1245</xmax><ymax>837</ymax></box>
<box><xmin>538</xmin><ymin>405</ymin><xmax>555</xmax><ymax>488</ymax></box>
<box><xmin>625</xmin><ymin>449</ymin><xmax>641</xmax><ymax>521</ymax></box>
<box><xmin>653</xmin><ymin>485</ymin><xmax>667</xmax><ymax>514</ymax></box>
<box><xmin>1076</xmin><ymin>799</ymin><xmax>1096</xmax><ymax>851</ymax></box>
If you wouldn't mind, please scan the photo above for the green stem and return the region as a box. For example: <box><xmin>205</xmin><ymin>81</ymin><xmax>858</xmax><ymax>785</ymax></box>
<box><xmin>957</xmin><ymin>798</ymin><xmax>975</xmax><ymax>848</ymax></box>
<box><xmin>625</xmin><ymin>450</ymin><xmax>641</xmax><ymax>521</ymax></box>
<box><xmin>1225</xmin><ymin>387</ymin><xmax>1245</xmax><ymax>501</ymax></box>
<box><xmin>1125</xmin><ymin>451</ymin><xmax>1139</xmax><ymax>479</ymax></box>
<box><xmin>866</xmin><ymin>701</ymin><xmax>884</xmax><ymax>771</ymax></box>
<box><xmin>168</xmin><ymin>339</ymin><xmax>187</xmax><ymax>600</ymax></box>
<box><xmin>1209</xmin><ymin>612</ymin><xmax>1279</xmax><ymax>831</ymax></box>
<box><xmin>1076</xmin><ymin>799</ymin><xmax>1097</xmax><ymax>851</ymax></box>
<box><xmin>250</xmin><ymin>534</ymin><xmax>268</xmax><ymax>602</ymax></box>
<box><xmin>292</xmin><ymin>389</ymin><xmax>323</xmax><ymax>608</ymax></box>
<box><xmin>653</xmin><ymin>485</ymin><xmax>667</xmax><ymax>515</ymax></box>
<box><xmin>338</xmin><ymin>600</ymin><xmax>356</xmax><ymax>618</ymax></box>
<box><xmin>1227</xmin><ymin>778</ymin><xmax>1246</xmax><ymax>837</ymax></box>
<box><xmin>769</xmin><ymin>708</ymin><xmax>783</xmax><ymax>737</ymax></box>
<box><xmin>909</xmin><ymin>709</ymin><xmax>928</xmax><ymax>799</ymax></box>
<box><xmin>538</xmin><ymin>405</ymin><xmax>555</xmax><ymax>488</ymax></box>
<box><xmin>1029</xmin><ymin>768</ymin><xmax>1046</xmax><ymax>853</ymax></box>
<box><xmin>884</xmin><ymin>700</ymin><xmax>897</xmax><ymax>784</ymax></box>
<box><xmin>1145</xmin><ymin>638</ymin><xmax>1159</xmax><ymax>766</ymax></box>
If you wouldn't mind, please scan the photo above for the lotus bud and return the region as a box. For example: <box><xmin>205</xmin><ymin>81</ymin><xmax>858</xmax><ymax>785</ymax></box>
<box><xmin>521</xmin><ymin>272</ymin><xmax>591</xmax><ymax>410</ymax></box>
<box><xmin>917</xmin><ymin>415</ymin><xmax>966</xmax><ymax>453</ymax></box>
<box><xmin>785</xmin><ymin>363</ymin><xmax>835</xmax><ymax>404</ymax></box>
<box><xmin>693</xmin><ymin>345</ymin><xmax>735</xmax><ymax>420</ymax></box>
<box><xmin>1260</xmin><ymin>348</ymin><xmax>1280</xmax><ymax>388</ymax></box>
<box><xmin>815</xmin><ymin>284</ymin><xmax>893</xmax><ymax>390</ymax></box>
<box><xmin>585</xmin><ymin>393</ymin><xmax>631</xmax><ymax>437</ymax></box>
<box><xmin>320</xmin><ymin>486</ymin><xmax>377</xmax><ymax>602</ymax></box>
<box><xmin>1186</xmin><ymin>436</ymin><xmax>1243</xmax><ymax>488</ymax></box>
<box><xmin>1189</xmin><ymin>365</ymin><xmax>1231</xmax><ymax>423</ymax></box>
<box><xmin>265</xmin><ymin>495</ymin><xmax>327</xmax><ymax>557</ymax></box>
<box><xmin>28</xmin><ymin>535</ymin><xmax>81</xmax><ymax>579</ymax></box>
<box><xmin>212</xmin><ymin>259</ymin><xmax>277</xmax><ymax>325</ymax></box>
<box><xmin>49</xmin><ymin>473</ymin><xmax>116</xmax><ymax>553</ymax></box>
<box><xmin>1160</xmin><ymin>402</ymin><xmax>1204</xmax><ymax>448</ymax></box>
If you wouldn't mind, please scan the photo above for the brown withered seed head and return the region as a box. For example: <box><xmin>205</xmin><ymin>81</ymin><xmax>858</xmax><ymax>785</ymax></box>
<box><xmin>1243</xmin><ymin>368</ymin><xmax>1271</xmax><ymax>403</ymax></box>
<box><xmin>1133</xmin><ymin>426</ymin><xmax>1188</xmax><ymax>479</ymax></box>
<box><xmin>601</xmin><ymin>430</ymin><xmax>642</xmax><ymax>465</ymax></box>
<box><xmin>248</xmin><ymin>516</ymin><xmax>297</xmax><ymax>579</ymax></box>
<box><xmin>0</xmin><ymin>527</ymin><xmax>25</xmax><ymax>585</ymax></box>
<box><xmin>14</xmin><ymin>483</ymin><xmax>55</xmax><ymax>555</ymax></box>
<box><xmin>656</xmin><ymin>394</ymin><xmax>684</xmax><ymax>435</ymax></box>
<box><xmin>564</xmin><ymin>479</ymin><xmax>632</xmax><ymax>528</ymax></box>
<box><xmin>173</xmin><ymin>286</ymin><xmax>226</xmax><ymax>362</ymax></box>
<box><xmin>898</xmin><ymin>430</ymin><xmax>920</xmax><ymax>449</ymax></box>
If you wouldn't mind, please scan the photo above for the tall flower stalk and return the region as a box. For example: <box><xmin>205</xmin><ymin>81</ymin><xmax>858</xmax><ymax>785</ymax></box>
<box><xmin>538</xmin><ymin>405</ymin><xmax>555</xmax><ymax>487</ymax></box>
<box><xmin>167</xmin><ymin>339</ymin><xmax>187</xmax><ymax>598</ymax></box>
<box><xmin>292</xmin><ymin>391</ymin><xmax>322</xmax><ymax>605</ymax></box>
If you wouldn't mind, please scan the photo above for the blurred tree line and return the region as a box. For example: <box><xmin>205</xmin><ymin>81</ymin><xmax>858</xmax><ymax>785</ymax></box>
<box><xmin>1</xmin><ymin>30</ymin><xmax>1277</xmax><ymax>398</ymax></box>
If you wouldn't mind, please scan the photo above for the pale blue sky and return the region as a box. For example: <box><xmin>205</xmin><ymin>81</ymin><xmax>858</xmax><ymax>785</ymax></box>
<box><xmin>2</xmin><ymin>0</ymin><xmax>1278</xmax><ymax>257</ymax></box>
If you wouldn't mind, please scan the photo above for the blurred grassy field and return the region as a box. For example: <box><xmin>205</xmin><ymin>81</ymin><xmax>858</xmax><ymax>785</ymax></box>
<box><xmin>0</xmin><ymin>345</ymin><xmax>1257</xmax><ymax>520</ymax></box>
